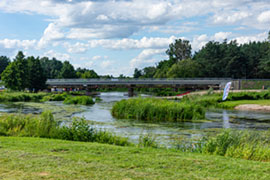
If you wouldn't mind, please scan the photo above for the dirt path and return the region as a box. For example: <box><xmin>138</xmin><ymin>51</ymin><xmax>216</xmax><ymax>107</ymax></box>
<box><xmin>235</xmin><ymin>104</ymin><xmax>270</xmax><ymax>112</ymax></box>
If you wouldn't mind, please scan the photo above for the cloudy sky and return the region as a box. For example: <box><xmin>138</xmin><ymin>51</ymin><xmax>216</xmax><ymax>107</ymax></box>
<box><xmin>0</xmin><ymin>0</ymin><xmax>269</xmax><ymax>76</ymax></box>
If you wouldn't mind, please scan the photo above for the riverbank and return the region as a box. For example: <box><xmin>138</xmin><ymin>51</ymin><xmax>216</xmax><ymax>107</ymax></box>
<box><xmin>1</xmin><ymin>136</ymin><xmax>270</xmax><ymax>180</ymax></box>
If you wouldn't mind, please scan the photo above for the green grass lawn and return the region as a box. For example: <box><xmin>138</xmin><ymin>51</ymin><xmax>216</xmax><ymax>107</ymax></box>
<box><xmin>220</xmin><ymin>99</ymin><xmax>270</xmax><ymax>109</ymax></box>
<box><xmin>1</xmin><ymin>137</ymin><xmax>270</xmax><ymax>180</ymax></box>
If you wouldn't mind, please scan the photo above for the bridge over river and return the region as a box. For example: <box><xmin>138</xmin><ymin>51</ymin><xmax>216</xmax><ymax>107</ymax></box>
<box><xmin>46</xmin><ymin>78</ymin><xmax>240</xmax><ymax>96</ymax></box>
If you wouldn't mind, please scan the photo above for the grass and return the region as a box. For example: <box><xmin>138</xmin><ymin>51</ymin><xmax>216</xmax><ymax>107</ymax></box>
<box><xmin>176</xmin><ymin>129</ymin><xmax>270</xmax><ymax>162</ymax></box>
<box><xmin>0</xmin><ymin>91</ymin><xmax>47</xmax><ymax>102</ymax></box>
<box><xmin>0</xmin><ymin>112</ymin><xmax>130</xmax><ymax>146</ymax></box>
<box><xmin>219</xmin><ymin>99</ymin><xmax>270</xmax><ymax>109</ymax></box>
<box><xmin>1</xmin><ymin>137</ymin><xmax>270</xmax><ymax>179</ymax></box>
<box><xmin>112</xmin><ymin>98</ymin><xmax>205</xmax><ymax>122</ymax></box>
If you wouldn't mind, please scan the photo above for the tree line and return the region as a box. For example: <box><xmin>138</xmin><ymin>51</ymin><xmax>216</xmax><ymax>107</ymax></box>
<box><xmin>0</xmin><ymin>51</ymin><xmax>99</xmax><ymax>91</ymax></box>
<box><xmin>134</xmin><ymin>32</ymin><xmax>270</xmax><ymax>79</ymax></box>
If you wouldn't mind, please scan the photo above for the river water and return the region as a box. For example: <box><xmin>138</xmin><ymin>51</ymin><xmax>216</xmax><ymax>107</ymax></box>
<box><xmin>1</xmin><ymin>92</ymin><xmax>270</xmax><ymax>145</ymax></box>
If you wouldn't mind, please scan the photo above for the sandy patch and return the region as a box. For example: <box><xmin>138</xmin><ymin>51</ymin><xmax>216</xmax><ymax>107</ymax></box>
<box><xmin>235</xmin><ymin>104</ymin><xmax>270</xmax><ymax>112</ymax></box>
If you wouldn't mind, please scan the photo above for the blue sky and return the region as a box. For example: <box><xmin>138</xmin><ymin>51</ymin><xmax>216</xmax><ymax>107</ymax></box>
<box><xmin>0</xmin><ymin>0</ymin><xmax>269</xmax><ymax>76</ymax></box>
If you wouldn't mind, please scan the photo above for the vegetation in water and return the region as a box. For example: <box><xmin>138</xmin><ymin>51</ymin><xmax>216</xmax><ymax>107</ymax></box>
<box><xmin>64</xmin><ymin>96</ymin><xmax>95</xmax><ymax>105</ymax></box>
<box><xmin>0</xmin><ymin>91</ymin><xmax>47</xmax><ymax>102</ymax></box>
<box><xmin>112</xmin><ymin>98</ymin><xmax>205</xmax><ymax>122</ymax></box>
<box><xmin>0</xmin><ymin>111</ymin><xmax>130</xmax><ymax>146</ymax></box>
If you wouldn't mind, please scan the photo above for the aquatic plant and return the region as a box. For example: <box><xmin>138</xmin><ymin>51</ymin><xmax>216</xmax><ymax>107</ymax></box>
<box><xmin>0</xmin><ymin>92</ymin><xmax>46</xmax><ymax>102</ymax></box>
<box><xmin>63</xmin><ymin>96</ymin><xmax>95</xmax><ymax>105</ymax></box>
<box><xmin>112</xmin><ymin>98</ymin><xmax>205</xmax><ymax>122</ymax></box>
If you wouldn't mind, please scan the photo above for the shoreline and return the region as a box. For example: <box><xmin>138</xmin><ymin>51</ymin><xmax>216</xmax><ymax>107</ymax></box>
<box><xmin>235</xmin><ymin>104</ymin><xmax>270</xmax><ymax>112</ymax></box>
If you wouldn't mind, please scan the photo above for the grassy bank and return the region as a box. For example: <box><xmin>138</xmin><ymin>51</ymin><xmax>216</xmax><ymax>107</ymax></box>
<box><xmin>1</xmin><ymin>137</ymin><xmax>270</xmax><ymax>179</ymax></box>
<box><xmin>178</xmin><ymin>129</ymin><xmax>270</xmax><ymax>161</ymax></box>
<box><xmin>0</xmin><ymin>112</ymin><xmax>130</xmax><ymax>146</ymax></box>
<box><xmin>112</xmin><ymin>98</ymin><xmax>205</xmax><ymax>122</ymax></box>
<box><xmin>0</xmin><ymin>91</ymin><xmax>47</xmax><ymax>102</ymax></box>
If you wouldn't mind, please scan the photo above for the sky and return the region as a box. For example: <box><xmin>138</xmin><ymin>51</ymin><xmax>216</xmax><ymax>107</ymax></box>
<box><xmin>0</xmin><ymin>0</ymin><xmax>269</xmax><ymax>76</ymax></box>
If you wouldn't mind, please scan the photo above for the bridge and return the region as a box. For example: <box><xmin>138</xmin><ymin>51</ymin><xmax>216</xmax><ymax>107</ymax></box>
<box><xmin>46</xmin><ymin>78</ymin><xmax>238</xmax><ymax>96</ymax></box>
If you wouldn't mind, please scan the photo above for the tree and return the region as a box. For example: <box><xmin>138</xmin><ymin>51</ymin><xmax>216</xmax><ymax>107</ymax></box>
<box><xmin>2</xmin><ymin>51</ymin><xmax>29</xmax><ymax>91</ymax></box>
<box><xmin>167</xmin><ymin>59</ymin><xmax>201</xmax><ymax>78</ymax></box>
<box><xmin>268</xmin><ymin>31</ymin><xmax>270</xmax><ymax>42</ymax></box>
<box><xmin>166</xmin><ymin>39</ymin><xmax>192</xmax><ymax>63</ymax></box>
<box><xmin>59</xmin><ymin>61</ymin><xmax>77</xmax><ymax>78</ymax></box>
<box><xmin>76</xmin><ymin>68</ymin><xmax>99</xmax><ymax>78</ymax></box>
<box><xmin>133</xmin><ymin>68</ymin><xmax>142</xmax><ymax>78</ymax></box>
<box><xmin>40</xmin><ymin>57</ymin><xmax>63</xmax><ymax>79</ymax></box>
<box><xmin>141</xmin><ymin>66</ymin><xmax>156</xmax><ymax>78</ymax></box>
<box><xmin>0</xmin><ymin>56</ymin><xmax>10</xmax><ymax>79</ymax></box>
<box><xmin>27</xmin><ymin>56</ymin><xmax>47</xmax><ymax>92</ymax></box>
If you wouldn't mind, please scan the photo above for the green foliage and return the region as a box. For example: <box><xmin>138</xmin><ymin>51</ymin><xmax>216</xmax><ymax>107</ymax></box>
<box><xmin>76</xmin><ymin>68</ymin><xmax>99</xmax><ymax>78</ymax></box>
<box><xmin>42</xmin><ymin>93</ymin><xmax>69</xmax><ymax>101</ymax></box>
<box><xmin>27</xmin><ymin>56</ymin><xmax>47</xmax><ymax>92</ymax></box>
<box><xmin>0</xmin><ymin>56</ymin><xmax>10</xmax><ymax>80</ymax></box>
<box><xmin>0</xmin><ymin>92</ymin><xmax>46</xmax><ymax>102</ymax></box>
<box><xmin>138</xmin><ymin>133</ymin><xmax>158</xmax><ymax>148</ymax></box>
<box><xmin>112</xmin><ymin>98</ymin><xmax>205</xmax><ymax>122</ymax></box>
<box><xmin>2</xmin><ymin>52</ymin><xmax>47</xmax><ymax>91</ymax></box>
<box><xmin>167</xmin><ymin>59</ymin><xmax>201</xmax><ymax>78</ymax></box>
<box><xmin>58</xmin><ymin>61</ymin><xmax>77</xmax><ymax>78</ymax></box>
<box><xmin>40</xmin><ymin>57</ymin><xmax>63</xmax><ymax>79</ymax></box>
<box><xmin>0</xmin><ymin>112</ymin><xmax>131</xmax><ymax>146</ymax></box>
<box><xmin>64</xmin><ymin>96</ymin><xmax>95</xmax><ymax>105</ymax></box>
<box><xmin>200</xmin><ymin>130</ymin><xmax>270</xmax><ymax>161</ymax></box>
<box><xmin>166</xmin><ymin>39</ymin><xmax>192</xmax><ymax>63</ymax></box>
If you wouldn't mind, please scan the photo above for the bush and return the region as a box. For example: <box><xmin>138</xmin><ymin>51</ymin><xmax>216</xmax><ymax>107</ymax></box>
<box><xmin>0</xmin><ymin>92</ymin><xmax>46</xmax><ymax>102</ymax></box>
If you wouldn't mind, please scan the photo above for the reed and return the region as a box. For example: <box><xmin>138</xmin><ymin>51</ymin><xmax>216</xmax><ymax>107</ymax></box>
<box><xmin>112</xmin><ymin>98</ymin><xmax>205</xmax><ymax>122</ymax></box>
<box><xmin>63</xmin><ymin>96</ymin><xmax>95</xmax><ymax>105</ymax></box>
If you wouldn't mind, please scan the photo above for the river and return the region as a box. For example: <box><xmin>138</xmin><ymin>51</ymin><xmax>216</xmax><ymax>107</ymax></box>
<box><xmin>1</xmin><ymin>92</ymin><xmax>270</xmax><ymax>146</ymax></box>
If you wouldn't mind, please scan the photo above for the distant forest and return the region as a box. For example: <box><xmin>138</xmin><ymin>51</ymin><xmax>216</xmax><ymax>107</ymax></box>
<box><xmin>134</xmin><ymin>32</ymin><xmax>270</xmax><ymax>79</ymax></box>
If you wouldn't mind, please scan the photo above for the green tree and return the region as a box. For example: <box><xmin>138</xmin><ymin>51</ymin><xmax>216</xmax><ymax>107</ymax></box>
<box><xmin>40</xmin><ymin>57</ymin><xmax>63</xmax><ymax>79</ymax></box>
<box><xmin>2</xmin><ymin>51</ymin><xmax>29</xmax><ymax>91</ymax></box>
<box><xmin>167</xmin><ymin>59</ymin><xmax>201</xmax><ymax>78</ymax></box>
<box><xmin>166</xmin><ymin>39</ymin><xmax>192</xmax><ymax>63</ymax></box>
<box><xmin>76</xmin><ymin>68</ymin><xmax>99</xmax><ymax>79</ymax></box>
<box><xmin>59</xmin><ymin>61</ymin><xmax>77</xmax><ymax>78</ymax></box>
<box><xmin>27</xmin><ymin>56</ymin><xmax>47</xmax><ymax>92</ymax></box>
<box><xmin>141</xmin><ymin>66</ymin><xmax>156</xmax><ymax>78</ymax></box>
<box><xmin>133</xmin><ymin>68</ymin><xmax>142</xmax><ymax>78</ymax></box>
<box><xmin>0</xmin><ymin>56</ymin><xmax>10</xmax><ymax>79</ymax></box>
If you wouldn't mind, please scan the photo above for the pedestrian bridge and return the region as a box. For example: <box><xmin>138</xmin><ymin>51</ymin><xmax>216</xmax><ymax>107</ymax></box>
<box><xmin>46</xmin><ymin>78</ymin><xmax>238</xmax><ymax>96</ymax></box>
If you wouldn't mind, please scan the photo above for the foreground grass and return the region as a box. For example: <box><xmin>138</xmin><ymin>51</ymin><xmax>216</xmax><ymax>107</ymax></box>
<box><xmin>1</xmin><ymin>137</ymin><xmax>270</xmax><ymax>180</ymax></box>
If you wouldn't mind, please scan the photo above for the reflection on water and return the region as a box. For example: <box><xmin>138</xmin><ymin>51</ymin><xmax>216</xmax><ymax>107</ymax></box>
<box><xmin>1</xmin><ymin>92</ymin><xmax>270</xmax><ymax>145</ymax></box>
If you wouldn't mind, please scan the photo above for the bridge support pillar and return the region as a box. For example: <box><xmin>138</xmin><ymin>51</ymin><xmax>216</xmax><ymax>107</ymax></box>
<box><xmin>128</xmin><ymin>86</ymin><xmax>135</xmax><ymax>97</ymax></box>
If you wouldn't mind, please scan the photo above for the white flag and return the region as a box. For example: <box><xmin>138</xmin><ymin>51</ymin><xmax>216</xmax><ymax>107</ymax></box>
<box><xmin>222</xmin><ymin>82</ymin><xmax>232</xmax><ymax>101</ymax></box>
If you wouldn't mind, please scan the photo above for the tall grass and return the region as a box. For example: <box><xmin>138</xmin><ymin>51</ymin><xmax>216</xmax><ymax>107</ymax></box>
<box><xmin>177</xmin><ymin>129</ymin><xmax>270</xmax><ymax>161</ymax></box>
<box><xmin>0</xmin><ymin>112</ymin><xmax>130</xmax><ymax>146</ymax></box>
<box><xmin>0</xmin><ymin>92</ymin><xmax>47</xmax><ymax>102</ymax></box>
<box><xmin>112</xmin><ymin>98</ymin><xmax>205</xmax><ymax>122</ymax></box>
<box><xmin>64</xmin><ymin>96</ymin><xmax>95</xmax><ymax>105</ymax></box>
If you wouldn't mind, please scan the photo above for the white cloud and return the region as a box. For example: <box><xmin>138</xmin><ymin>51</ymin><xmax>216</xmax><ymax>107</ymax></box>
<box><xmin>100</xmin><ymin>60</ymin><xmax>113</xmax><ymax>68</ymax></box>
<box><xmin>258</xmin><ymin>11</ymin><xmax>270</xmax><ymax>23</ymax></box>
<box><xmin>130</xmin><ymin>49</ymin><xmax>165</xmax><ymax>68</ymax></box>
<box><xmin>43</xmin><ymin>50</ymin><xmax>70</xmax><ymax>61</ymax></box>
<box><xmin>0</xmin><ymin>39</ymin><xmax>37</xmax><ymax>50</ymax></box>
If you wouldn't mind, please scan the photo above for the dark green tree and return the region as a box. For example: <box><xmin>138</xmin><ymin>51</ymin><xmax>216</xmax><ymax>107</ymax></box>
<box><xmin>0</xmin><ymin>56</ymin><xmax>10</xmax><ymax>79</ymax></box>
<box><xmin>27</xmin><ymin>56</ymin><xmax>47</xmax><ymax>92</ymax></box>
<box><xmin>40</xmin><ymin>57</ymin><xmax>63</xmax><ymax>79</ymax></box>
<box><xmin>2</xmin><ymin>51</ymin><xmax>29</xmax><ymax>91</ymax></box>
<box><xmin>59</xmin><ymin>61</ymin><xmax>77</xmax><ymax>78</ymax></box>
<box><xmin>166</xmin><ymin>39</ymin><xmax>192</xmax><ymax>63</ymax></box>
<box><xmin>167</xmin><ymin>59</ymin><xmax>201</xmax><ymax>78</ymax></box>
<box><xmin>133</xmin><ymin>68</ymin><xmax>142</xmax><ymax>78</ymax></box>
<box><xmin>76</xmin><ymin>68</ymin><xmax>99</xmax><ymax>79</ymax></box>
<box><xmin>141</xmin><ymin>66</ymin><xmax>156</xmax><ymax>78</ymax></box>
